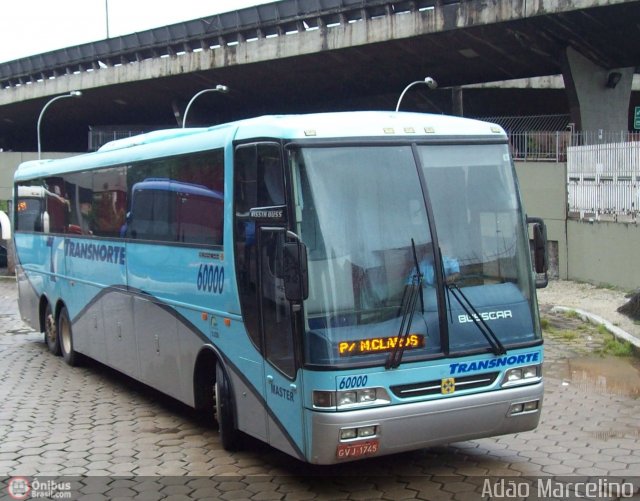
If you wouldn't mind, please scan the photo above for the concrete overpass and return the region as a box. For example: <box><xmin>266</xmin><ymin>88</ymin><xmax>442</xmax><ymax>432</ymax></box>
<box><xmin>0</xmin><ymin>0</ymin><xmax>639</xmax><ymax>151</ymax></box>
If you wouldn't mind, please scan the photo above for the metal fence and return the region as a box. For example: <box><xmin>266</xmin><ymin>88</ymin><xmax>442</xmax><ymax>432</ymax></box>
<box><xmin>567</xmin><ymin>139</ymin><xmax>640</xmax><ymax>222</ymax></box>
<box><xmin>506</xmin><ymin>130</ymin><xmax>640</xmax><ymax>221</ymax></box>
<box><xmin>88</xmin><ymin>128</ymin><xmax>149</xmax><ymax>151</ymax></box>
<box><xmin>509</xmin><ymin>131</ymin><xmax>571</xmax><ymax>162</ymax></box>
<box><xmin>508</xmin><ymin>130</ymin><xmax>640</xmax><ymax>162</ymax></box>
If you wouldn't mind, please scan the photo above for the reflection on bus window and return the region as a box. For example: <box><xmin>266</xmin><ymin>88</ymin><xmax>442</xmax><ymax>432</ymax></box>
<box><xmin>16</xmin><ymin>197</ymin><xmax>44</xmax><ymax>232</ymax></box>
<box><xmin>126</xmin><ymin>179</ymin><xmax>224</xmax><ymax>246</ymax></box>
<box><xmin>16</xmin><ymin>184</ymin><xmax>70</xmax><ymax>233</ymax></box>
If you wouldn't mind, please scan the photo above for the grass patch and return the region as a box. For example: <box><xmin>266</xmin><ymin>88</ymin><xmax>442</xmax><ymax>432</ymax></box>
<box><xmin>558</xmin><ymin>330</ymin><xmax>577</xmax><ymax>341</ymax></box>
<box><xmin>599</xmin><ymin>338</ymin><xmax>634</xmax><ymax>357</ymax></box>
<box><xmin>540</xmin><ymin>317</ymin><xmax>550</xmax><ymax>330</ymax></box>
<box><xmin>563</xmin><ymin>309</ymin><xmax>580</xmax><ymax>320</ymax></box>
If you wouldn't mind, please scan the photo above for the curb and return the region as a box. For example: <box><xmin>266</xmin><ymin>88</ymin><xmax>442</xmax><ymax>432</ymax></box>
<box><xmin>551</xmin><ymin>305</ymin><xmax>640</xmax><ymax>349</ymax></box>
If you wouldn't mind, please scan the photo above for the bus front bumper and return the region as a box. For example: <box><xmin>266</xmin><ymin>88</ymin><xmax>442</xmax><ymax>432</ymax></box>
<box><xmin>306</xmin><ymin>381</ymin><xmax>543</xmax><ymax>464</ymax></box>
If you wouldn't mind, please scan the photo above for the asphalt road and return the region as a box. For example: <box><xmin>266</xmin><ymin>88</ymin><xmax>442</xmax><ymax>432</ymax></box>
<box><xmin>0</xmin><ymin>278</ymin><xmax>639</xmax><ymax>500</ymax></box>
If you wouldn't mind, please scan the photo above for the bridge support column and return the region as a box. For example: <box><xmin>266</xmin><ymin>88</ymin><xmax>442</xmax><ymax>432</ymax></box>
<box><xmin>561</xmin><ymin>47</ymin><xmax>633</xmax><ymax>133</ymax></box>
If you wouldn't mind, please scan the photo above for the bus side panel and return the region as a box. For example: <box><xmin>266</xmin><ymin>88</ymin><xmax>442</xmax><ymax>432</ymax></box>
<box><xmin>226</xmin><ymin>362</ymin><xmax>269</xmax><ymax>442</ymax></box>
<box><xmin>104</xmin><ymin>291</ymin><xmax>138</xmax><ymax>378</ymax></box>
<box><xmin>16</xmin><ymin>264</ymin><xmax>40</xmax><ymax>331</ymax></box>
<box><xmin>71</xmin><ymin>295</ymin><xmax>105</xmax><ymax>361</ymax></box>
<box><xmin>126</xmin><ymin>242</ymin><xmax>222</xmax><ymax>405</ymax></box>
<box><xmin>134</xmin><ymin>296</ymin><xmax>181</xmax><ymax>398</ymax></box>
<box><xmin>15</xmin><ymin>233</ymin><xmax>53</xmax><ymax>330</ymax></box>
<box><xmin>63</xmin><ymin>237</ymin><xmax>128</xmax><ymax>366</ymax></box>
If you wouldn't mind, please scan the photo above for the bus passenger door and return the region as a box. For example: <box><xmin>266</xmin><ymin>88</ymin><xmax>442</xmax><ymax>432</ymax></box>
<box><xmin>258</xmin><ymin>227</ymin><xmax>306</xmax><ymax>460</ymax></box>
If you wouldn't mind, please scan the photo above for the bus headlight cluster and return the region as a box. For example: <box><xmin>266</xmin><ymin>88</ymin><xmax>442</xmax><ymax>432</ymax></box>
<box><xmin>501</xmin><ymin>365</ymin><xmax>541</xmax><ymax>387</ymax></box>
<box><xmin>340</xmin><ymin>425</ymin><xmax>377</xmax><ymax>441</ymax></box>
<box><xmin>313</xmin><ymin>388</ymin><xmax>390</xmax><ymax>410</ymax></box>
<box><xmin>509</xmin><ymin>400</ymin><xmax>540</xmax><ymax>415</ymax></box>
<box><xmin>338</xmin><ymin>388</ymin><xmax>376</xmax><ymax>406</ymax></box>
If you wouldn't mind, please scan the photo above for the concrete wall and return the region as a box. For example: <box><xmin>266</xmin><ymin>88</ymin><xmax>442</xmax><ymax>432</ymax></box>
<box><xmin>567</xmin><ymin>220</ymin><xmax>640</xmax><ymax>290</ymax></box>
<box><xmin>0</xmin><ymin>152</ymin><xmax>76</xmax><ymax>202</ymax></box>
<box><xmin>515</xmin><ymin>161</ymin><xmax>568</xmax><ymax>279</ymax></box>
<box><xmin>515</xmin><ymin>160</ymin><xmax>640</xmax><ymax>290</ymax></box>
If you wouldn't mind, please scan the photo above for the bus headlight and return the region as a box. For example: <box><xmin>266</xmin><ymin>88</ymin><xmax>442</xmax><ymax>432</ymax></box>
<box><xmin>501</xmin><ymin>364</ymin><xmax>541</xmax><ymax>387</ymax></box>
<box><xmin>358</xmin><ymin>388</ymin><xmax>377</xmax><ymax>403</ymax></box>
<box><xmin>338</xmin><ymin>391</ymin><xmax>357</xmax><ymax>406</ymax></box>
<box><xmin>313</xmin><ymin>388</ymin><xmax>391</xmax><ymax>410</ymax></box>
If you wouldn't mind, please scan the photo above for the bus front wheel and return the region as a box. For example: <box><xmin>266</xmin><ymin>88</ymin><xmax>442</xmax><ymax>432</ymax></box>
<box><xmin>214</xmin><ymin>363</ymin><xmax>241</xmax><ymax>451</ymax></box>
<box><xmin>58</xmin><ymin>306</ymin><xmax>79</xmax><ymax>367</ymax></box>
<box><xmin>44</xmin><ymin>303</ymin><xmax>60</xmax><ymax>355</ymax></box>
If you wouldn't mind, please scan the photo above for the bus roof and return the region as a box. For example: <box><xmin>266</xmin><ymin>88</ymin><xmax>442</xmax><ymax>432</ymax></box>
<box><xmin>15</xmin><ymin>112</ymin><xmax>506</xmax><ymax>182</ymax></box>
<box><xmin>230</xmin><ymin>111</ymin><xmax>506</xmax><ymax>142</ymax></box>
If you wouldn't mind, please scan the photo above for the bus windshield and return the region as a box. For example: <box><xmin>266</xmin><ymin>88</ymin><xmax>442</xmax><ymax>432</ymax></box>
<box><xmin>291</xmin><ymin>143</ymin><xmax>539</xmax><ymax>368</ymax></box>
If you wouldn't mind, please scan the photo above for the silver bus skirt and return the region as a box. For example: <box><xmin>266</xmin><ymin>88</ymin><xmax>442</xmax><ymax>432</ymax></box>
<box><xmin>307</xmin><ymin>382</ymin><xmax>543</xmax><ymax>464</ymax></box>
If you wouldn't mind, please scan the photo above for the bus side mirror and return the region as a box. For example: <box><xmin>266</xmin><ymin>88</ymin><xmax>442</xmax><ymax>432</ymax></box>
<box><xmin>527</xmin><ymin>216</ymin><xmax>548</xmax><ymax>288</ymax></box>
<box><xmin>283</xmin><ymin>240</ymin><xmax>309</xmax><ymax>302</ymax></box>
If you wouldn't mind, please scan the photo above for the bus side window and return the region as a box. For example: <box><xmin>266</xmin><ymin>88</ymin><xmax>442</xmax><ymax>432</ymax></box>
<box><xmin>16</xmin><ymin>187</ymin><xmax>44</xmax><ymax>233</ymax></box>
<box><xmin>235</xmin><ymin>143</ymin><xmax>285</xmax><ymax>213</ymax></box>
<box><xmin>235</xmin><ymin>144</ymin><xmax>258</xmax><ymax>214</ymax></box>
<box><xmin>233</xmin><ymin>143</ymin><xmax>287</xmax><ymax>362</ymax></box>
<box><xmin>44</xmin><ymin>178</ymin><xmax>70</xmax><ymax>234</ymax></box>
<box><xmin>171</xmin><ymin>150</ymin><xmax>225</xmax><ymax>246</ymax></box>
<box><xmin>258</xmin><ymin>146</ymin><xmax>285</xmax><ymax>207</ymax></box>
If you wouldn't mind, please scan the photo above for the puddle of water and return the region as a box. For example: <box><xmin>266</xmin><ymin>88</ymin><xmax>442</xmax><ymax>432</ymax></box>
<box><xmin>567</xmin><ymin>355</ymin><xmax>640</xmax><ymax>397</ymax></box>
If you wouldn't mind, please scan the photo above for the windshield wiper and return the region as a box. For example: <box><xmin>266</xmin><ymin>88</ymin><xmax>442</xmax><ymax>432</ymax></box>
<box><xmin>386</xmin><ymin>239</ymin><xmax>423</xmax><ymax>369</ymax></box>
<box><xmin>445</xmin><ymin>281</ymin><xmax>507</xmax><ymax>356</ymax></box>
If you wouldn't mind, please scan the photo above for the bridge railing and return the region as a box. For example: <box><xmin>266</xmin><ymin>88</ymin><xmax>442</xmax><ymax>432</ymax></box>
<box><xmin>0</xmin><ymin>0</ymin><xmax>430</xmax><ymax>89</ymax></box>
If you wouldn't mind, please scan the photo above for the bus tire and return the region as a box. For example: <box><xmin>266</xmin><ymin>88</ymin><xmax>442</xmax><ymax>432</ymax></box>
<box><xmin>58</xmin><ymin>306</ymin><xmax>79</xmax><ymax>367</ymax></box>
<box><xmin>44</xmin><ymin>302</ymin><xmax>61</xmax><ymax>355</ymax></box>
<box><xmin>215</xmin><ymin>363</ymin><xmax>241</xmax><ymax>451</ymax></box>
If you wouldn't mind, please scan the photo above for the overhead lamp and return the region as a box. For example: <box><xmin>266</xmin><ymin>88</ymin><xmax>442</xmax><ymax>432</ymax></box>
<box><xmin>182</xmin><ymin>85</ymin><xmax>230</xmax><ymax>128</ymax></box>
<box><xmin>395</xmin><ymin>77</ymin><xmax>438</xmax><ymax>112</ymax></box>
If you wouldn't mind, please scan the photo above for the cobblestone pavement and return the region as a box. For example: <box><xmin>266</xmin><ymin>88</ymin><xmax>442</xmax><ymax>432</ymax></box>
<box><xmin>0</xmin><ymin>278</ymin><xmax>639</xmax><ymax>500</ymax></box>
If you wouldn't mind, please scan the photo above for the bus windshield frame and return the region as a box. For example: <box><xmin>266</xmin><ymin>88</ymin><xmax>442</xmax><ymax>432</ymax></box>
<box><xmin>288</xmin><ymin>139</ymin><xmax>540</xmax><ymax>370</ymax></box>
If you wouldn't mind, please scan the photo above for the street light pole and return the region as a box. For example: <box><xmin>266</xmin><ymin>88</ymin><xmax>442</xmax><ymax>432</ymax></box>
<box><xmin>105</xmin><ymin>0</ymin><xmax>110</xmax><ymax>38</ymax></box>
<box><xmin>182</xmin><ymin>85</ymin><xmax>229</xmax><ymax>128</ymax></box>
<box><xmin>37</xmin><ymin>91</ymin><xmax>82</xmax><ymax>160</ymax></box>
<box><xmin>395</xmin><ymin>77</ymin><xmax>438</xmax><ymax>112</ymax></box>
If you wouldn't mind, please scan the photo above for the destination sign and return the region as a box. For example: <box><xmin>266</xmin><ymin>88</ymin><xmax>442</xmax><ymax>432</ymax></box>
<box><xmin>338</xmin><ymin>334</ymin><xmax>425</xmax><ymax>357</ymax></box>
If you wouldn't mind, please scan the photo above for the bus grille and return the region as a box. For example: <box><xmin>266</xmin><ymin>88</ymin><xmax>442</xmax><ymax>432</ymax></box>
<box><xmin>390</xmin><ymin>372</ymin><xmax>500</xmax><ymax>398</ymax></box>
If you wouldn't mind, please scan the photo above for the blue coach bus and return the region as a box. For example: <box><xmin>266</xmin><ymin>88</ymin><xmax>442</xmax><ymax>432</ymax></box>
<box><xmin>14</xmin><ymin>112</ymin><xmax>547</xmax><ymax>464</ymax></box>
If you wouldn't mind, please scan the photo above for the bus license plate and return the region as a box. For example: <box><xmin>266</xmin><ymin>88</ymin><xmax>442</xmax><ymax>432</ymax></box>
<box><xmin>336</xmin><ymin>440</ymin><xmax>379</xmax><ymax>459</ymax></box>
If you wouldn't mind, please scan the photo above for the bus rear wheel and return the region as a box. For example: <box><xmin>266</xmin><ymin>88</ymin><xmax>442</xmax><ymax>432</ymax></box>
<box><xmin>44</xmin><ymin>303</ymin><xmax>60</xmax><ymax>355</ymax></box>
<box><xmin>58</xmin><ymin>306</ymin><xmax>79</xmax><ymax>366</ymax></box>
<box><xmin>214</xmin><ymin>363</ymin><xmax>241</xmax><ymax>451</ymax></box>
